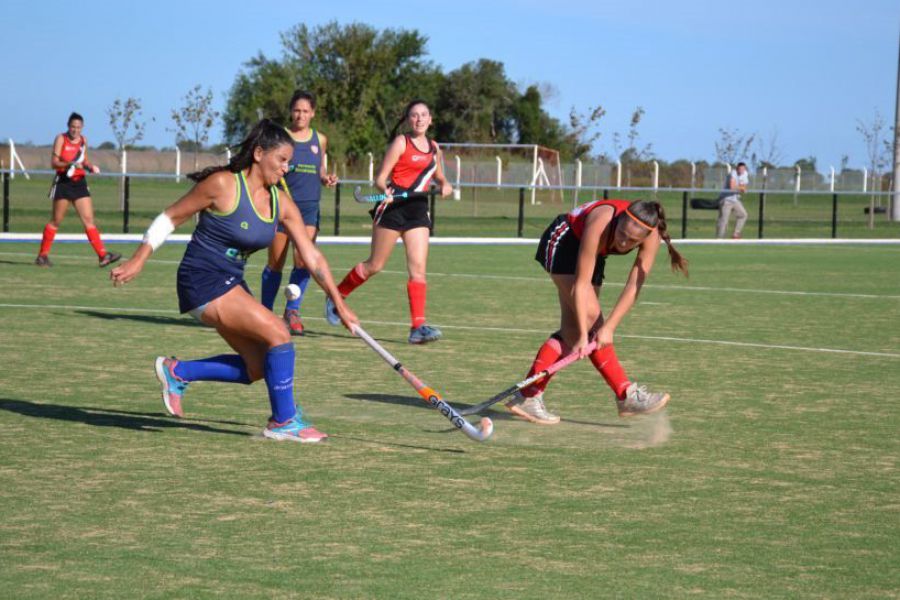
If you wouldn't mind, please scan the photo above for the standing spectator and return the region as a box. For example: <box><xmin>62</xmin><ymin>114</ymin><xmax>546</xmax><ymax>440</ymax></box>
<box><xmin>716</xmin><ymin>162</ymin><xmax>749</xmax><ymax>239</ymax></box>
<box><xmin>36</xmin><ymin>112</ymin><xmax>121</xmax><ymax>267</ymax></box>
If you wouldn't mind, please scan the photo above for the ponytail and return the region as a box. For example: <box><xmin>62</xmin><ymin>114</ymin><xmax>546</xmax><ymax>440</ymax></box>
<box><xmin>389</xmin><ymin>99</ymin><xmax>430</xmax><ymax>141</ymax></box>
<box><xmin>628</xmin><ymin>200</ymin><xmax>689</xmax><ymax>276</ymax></box>
<box><xmin>187</xmin><ymin>118</ymin><xmax>293</xmax><ymax>182</ymax></box>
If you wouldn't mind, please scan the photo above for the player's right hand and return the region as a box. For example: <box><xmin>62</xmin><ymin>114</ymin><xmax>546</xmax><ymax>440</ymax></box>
<box><xmin>110</xmin><ymin>259</ymin><xmax>144</xmax><ymax>286</ymax></box>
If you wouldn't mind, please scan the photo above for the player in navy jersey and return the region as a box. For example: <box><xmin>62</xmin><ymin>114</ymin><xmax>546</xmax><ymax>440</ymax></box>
<box><xmin>110</xmin><ymin>119</ymin><xmax>357</xmax><ymax>443</ymax></box>
<box><xmin>324</xmin><ymin>100</ymin><xmax>452</xmax><ymax>344</ymax></box>
<box><xmin>507</xmin><ymin>199</ymin><xmax>689</xmax><ymax>425</ymax></box>
<box><xmin>259</xmin><ymin>90</ymin><xmax>338</xmax><ymax>335</ymax></box>
<box><xmin>35</xmin><ymin>112</ymin><xmax>121</xmax><ymax>268</ymax></box>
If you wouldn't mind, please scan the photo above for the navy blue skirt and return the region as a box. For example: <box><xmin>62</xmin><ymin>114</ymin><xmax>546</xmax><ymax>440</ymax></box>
<box><xmin>177</xmin><ymin>265</ymin><xmax>252</xmax><ymax>314</ymax></box>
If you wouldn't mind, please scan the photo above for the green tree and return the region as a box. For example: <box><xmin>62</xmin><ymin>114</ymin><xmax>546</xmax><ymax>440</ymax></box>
<box><xmin>435</xmin><ymin>59</ymin><xmax>517</xmax><ymax>143</ymax></box>
<box><xmin>170</xmin><ymin>85</ymin><xmax>221</xmax><ymax>170</ymax></box>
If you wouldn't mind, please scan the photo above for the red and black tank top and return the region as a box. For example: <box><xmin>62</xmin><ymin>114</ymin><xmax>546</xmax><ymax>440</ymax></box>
<box><xmin>389</xmin><ymin>135</ymin><xmax>437</xmax><ymax>193</ymax></box>
<box><xmin>56</xmin><ymin>134</ymin><xmax>86</xmax><ymax>180</ymax></box>
<box><xmin>566</xmin><ymin>199</ymin><xmax>635</xmax><ymax>257</ymax></box>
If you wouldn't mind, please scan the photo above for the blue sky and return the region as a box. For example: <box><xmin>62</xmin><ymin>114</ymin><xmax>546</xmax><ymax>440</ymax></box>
<box><xmin>1</xmin><ymin>0</ymin><xmax>897</xmax><ymax>170</ymax></box>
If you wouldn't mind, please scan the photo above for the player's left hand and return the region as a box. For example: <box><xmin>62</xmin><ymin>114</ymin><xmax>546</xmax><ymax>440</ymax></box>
<box><xmin>440</xmin><ymin>181</ymin><xmax>453</xmax><ymax>197</ymax></box>
<box><xmin>336</xmin><ymin>301</ymin><xmax>359</xmax><ymax>333</ymax></box>
<box><xmin>322</xmin><ymin>173</ymin><xmax>338</xmax><ymax>187</ymax></box>
<box><xmin>91</xmin><ymin>165</ymin><xmax>101</xmax><ymax>174</ymax></box>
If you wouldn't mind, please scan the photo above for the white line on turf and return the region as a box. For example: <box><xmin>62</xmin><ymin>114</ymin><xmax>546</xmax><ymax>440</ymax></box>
<box><xmin>1</xmin><ymin>250</ymin><xmax>898</xmax><ymax>300</ymax></box>
<box><xmin>0</xmin><ymin>301</ymin><xmax>897</xmax><ymax>359</ymax></box>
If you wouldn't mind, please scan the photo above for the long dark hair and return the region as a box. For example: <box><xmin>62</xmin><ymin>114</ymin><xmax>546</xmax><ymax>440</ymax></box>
<box><xmin>67</xmin><ymin>112</ymin><xmax>84</xmax><ymax>125</ymax></box>
<box><xmin>289</xmin><ymin>90</ymin><xmax>316</xmax><ymax>111</ymax></box>
<box><xmin>188</xmin><ymin>119</ymin><xmax>292</xmax><ymax>182</ymax></box>
<box><xmin>388</xmin><ymin>99</ymin><xmax>430</xmax><ymax>140</ymax></box>
<box><xmin>627</xmin><ymin>200</ymin><xmax>689</xmax><ymax>276</ymax></box>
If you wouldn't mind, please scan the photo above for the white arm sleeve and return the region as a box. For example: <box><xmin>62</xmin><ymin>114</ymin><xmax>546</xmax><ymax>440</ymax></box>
<box><xmin>143</xmin><ymin>212</ymin><xmax>175</xmax><ymax>252</ymax></box>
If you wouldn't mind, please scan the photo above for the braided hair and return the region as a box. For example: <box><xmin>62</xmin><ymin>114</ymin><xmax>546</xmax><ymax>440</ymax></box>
<box><xmin>627</xmin><ymin>200</ymin><xmax>689</xmax><ymax>276</ymax></box>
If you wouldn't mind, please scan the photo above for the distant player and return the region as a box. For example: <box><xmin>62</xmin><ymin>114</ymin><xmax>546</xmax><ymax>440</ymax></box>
<box><xmin>36</xmin><ymin>112</ymin><xmax>121</xmax><ymax>268</ymax></box>
<box><xmin>259</xmin><ymin>90</ymin><xmax>338</xmax><ymax>335</ymax></box>
<box><xmin>716</xmin><ymin>162</ymin><xmax>749</xmax><ymax>239</ymax></box>
<box><xmin>110</xmin><ymin>119</ymin><xmax>357</xmax><ymax>443</ymax></box>
<box><xmin>324</xmin><ymin>99</ymin><xmax>453</xmax><ymax>344</ymax></box>
<box><xmin>507</xmin><ymin>199</ymin><xmax>689</xmax><ymax>424</ymax></box>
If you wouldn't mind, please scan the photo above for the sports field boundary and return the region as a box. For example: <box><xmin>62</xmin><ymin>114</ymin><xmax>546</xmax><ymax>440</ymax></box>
<box><xmin>2</xmin><ymin>233</ymin><xmax>900</xmax><ymax>245</ymax></box>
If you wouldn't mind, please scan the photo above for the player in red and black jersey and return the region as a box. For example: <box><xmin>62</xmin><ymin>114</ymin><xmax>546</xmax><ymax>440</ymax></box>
<box><xmin>35</xmin><ymin>112</ymin><xmax>120</xmax><ymax>268</ymax></box>
<box><xmin>508</xmin><ymin>199</ymin><xmax>689</xmax><ymax>424</ymax></box>
<box><xmin>325</xmin><ymin>100</ymin><xmax>453</xmax><ymax>344</ymax></box>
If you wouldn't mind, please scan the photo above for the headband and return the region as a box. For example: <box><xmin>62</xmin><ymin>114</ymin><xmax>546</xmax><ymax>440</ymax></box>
<box><xmin>624</xmin><ymin>208</ymin><xmax>657</xmax><ymax>231</ymax></box>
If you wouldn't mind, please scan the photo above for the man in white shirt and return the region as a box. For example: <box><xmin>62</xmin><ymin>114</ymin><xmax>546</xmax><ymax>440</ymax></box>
<box><xmin>716</xmin><ymin>162</ymin><xmax>749</xmax><ymax>239</ymax></box>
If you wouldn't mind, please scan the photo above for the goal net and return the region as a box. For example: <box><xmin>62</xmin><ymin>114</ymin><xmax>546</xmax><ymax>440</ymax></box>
<box><xmin>437</xmin><ymin>143</ymin><xmax>565</xmax><ymax>204</ymax></box>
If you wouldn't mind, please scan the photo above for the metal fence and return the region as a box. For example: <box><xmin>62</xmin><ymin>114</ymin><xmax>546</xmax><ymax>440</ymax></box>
<box><xmin>2</xmin><ymin>169</ymin><xmax>897</xmax><ymax>240</ymax></box>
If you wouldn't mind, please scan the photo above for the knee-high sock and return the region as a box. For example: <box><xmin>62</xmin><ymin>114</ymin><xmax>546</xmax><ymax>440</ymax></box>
<box><xmin>173</xmin><ymin>354</ymin><xmax>252</xmax><ymax>384</ymax></box>
<box><xmin>589</xmin><ymin>345</ymin><xmax>631</xmax><ymax>399</ymax></box>
<box><xmin>285</xmin><ymin>267</ymin><xmax>311</xmax><ymax>312</ymax></box>
<box><xmin>260</xmin><ymin>266</ymin><xmax>283</xmax><ymax>310</ymax></box>
<box><xmin>85</xmin><ymin>226</ymin><xmax>106</xmax><ymax>257</ymax></box>
<box><xmin>521</xmin><ymin>334</ymin><xmax>567</xmax><ymax>398</ymax></box>
<box><xmin>407</xmin><ymin>279</ymin><xmax>427</xmax><ymax>328</ymax></box>
<box><xmin>39</xmin><ymin>223</ymin><xmax>58</xmax><ymax>256</ymax></box>
<box><xmin>337</xmin><ymin>263</ymin><xmax>369</xmax><ymax>298</ymax></box>
<box><xmin>264</xmin><ymin>343</ymin><xmax>297</xmax><ymax>423</ymax></box>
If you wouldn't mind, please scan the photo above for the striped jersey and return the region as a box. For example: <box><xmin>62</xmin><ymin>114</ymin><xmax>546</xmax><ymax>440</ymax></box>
<box><xmin>389</xmin><ymin>135</ymin><xmax>437</xmax><ymax>193</ymax></box>
<box><xmin>566</xmin><ymin>199</ymin><xmax>632</xmax><ymax>256</ymax></box>
<box><xmin>56</xmin><ymin>134</ymin><xmax>87</xmax><ymax>181</ymax></box>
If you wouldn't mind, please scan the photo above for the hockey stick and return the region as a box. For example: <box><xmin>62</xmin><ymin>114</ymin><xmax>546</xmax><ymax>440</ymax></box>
<box><xmin>353</xmin><ymin>324</ymin><xmax>493</xmax><ymax>442</ymax></box>
<box><xmin>353</xmin><ymin>186</ymin><xmax>429</xmax><ymax>204</ymax></box>
<box><xmin>457</xmin><ymin>340</ymin><xmax>599</xmax><ymax>416</ymax></box>
<box><xmin>66</xmin><ymin>144</ymin><xmax>86</xmax><ymax>178</ymax></box>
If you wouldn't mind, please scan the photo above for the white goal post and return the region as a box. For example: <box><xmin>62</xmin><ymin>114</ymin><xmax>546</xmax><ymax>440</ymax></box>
<box><xmin>437</xmin><ymin>142</ymin><xmax>564</xmax><ymax>204</ymax></box>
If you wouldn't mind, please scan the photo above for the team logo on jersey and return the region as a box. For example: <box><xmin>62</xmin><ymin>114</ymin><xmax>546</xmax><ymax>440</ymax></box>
<box><xmin>411</xmin><ymin>155</ymin><xmax>423</xmax><ymax>162</ymax></box>
<box><xmin>311</xmin><ymin>145</ymin><xmax>319</xmax><ymax>154</ymax></box>
<box><xmin>240</xmin><ymin>221</ymin><xmax>249</xmax><ymax>230</ymax></box>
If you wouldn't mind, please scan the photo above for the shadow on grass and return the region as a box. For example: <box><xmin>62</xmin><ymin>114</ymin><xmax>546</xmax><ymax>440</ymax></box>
<box><xmin>75</xmin><ymin>310</ymin><xmax>205</xmax><ymax>328</ymax></box>
<box><xmin>0</xmin><ymin>398</ymin><xmax>251</xmax><ymax>437</ymax></box>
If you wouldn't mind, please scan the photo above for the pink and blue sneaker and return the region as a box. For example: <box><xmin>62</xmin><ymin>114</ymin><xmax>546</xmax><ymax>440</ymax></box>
<box><xmin>263</xmin><ymin>415</ymin><xmax>328</xmax><ymax>443</ymax></box>
<box><xmin>155</xmin><ymin>356</ymin><xmax>188</xmax><ymax>418</ymax></box>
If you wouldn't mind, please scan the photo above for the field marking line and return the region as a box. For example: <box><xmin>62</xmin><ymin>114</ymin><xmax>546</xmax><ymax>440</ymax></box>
<box><xmin>0</xmin><ymin>301</ymin><xmax>897</xmax><ymax>359</ymax></box>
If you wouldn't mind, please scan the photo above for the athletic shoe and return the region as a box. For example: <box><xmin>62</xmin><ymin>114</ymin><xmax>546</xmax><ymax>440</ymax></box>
<box><xmin>324</xmin><ymin>297</ymin><xmax>341</xmax><ymax>326</ymax></box>
<box><xmin>505</xmin><ymin>391</ymin><xmax>560</xmax><ymax>425</ymax></box>
<box><xmin>408</xmin><ymin>324</ymin><xmax>442</xmax><ymax>345</ymax></box>
<box><xmin>155</xmin><ymin>356</ymin><xmax>188</xmax><ymax>418</ymax></box>
<box><xmin>283</xmin><ymin>309</ymin><xmax>304</xmax><ymax>336</ymax></box>
<box><xmin>263</xmin><ymin>415</ymin><xmax>328</xmax><ymax>443</ymax></box>
<box><xmin>99</xmin><ymin>252</ymin><xmax>122</xmax><ymax>267</ymax></box>
<box><xmin>617</xmin><ymin>382</ymin><xmax>670</xmax><ymax>417</ymax></box>
<box><xmin>34</xmin><ymin>255</ymin><xmax>52</xmax><ymax>267</ymax></box>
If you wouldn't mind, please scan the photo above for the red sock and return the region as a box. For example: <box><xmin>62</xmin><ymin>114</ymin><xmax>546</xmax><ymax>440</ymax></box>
<box><xmin>589</xmin><ymin>345</ymin><xmax>631</xmax><ymax>399</ymax></box>
<box><xmin>407</xmin><ymin>280</ymin><xmax>427</xmax><ymax>328</ymax></box>
<box><xmin>521</xmin><ymin>335</ymin><xmax>567</xmax><ymax>397</ymax></box>
<box><xmin>39</xmin><ymin>224</ymin><xmax>58</xmax><ymax>256</ymax></box>
<box><xmin>85</xmin><ymin>226</ymin><xmax>106</xmax><ymax>257</ymax></box>
<box><xmin>337</xmin><ymin>263</ymin><xmax>369</xmax><ymax>298</ymax></box>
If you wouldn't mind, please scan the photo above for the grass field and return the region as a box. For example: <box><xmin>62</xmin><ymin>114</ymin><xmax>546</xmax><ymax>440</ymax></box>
<box><xmin>1</xmin><ymin>240</ymin><xmax>899</xmax><ymax>599</ymax></box>
<box><xmin>4</xmin><ymin>174</ymin><xmax>900</xmax><ymax>240</ymax></box>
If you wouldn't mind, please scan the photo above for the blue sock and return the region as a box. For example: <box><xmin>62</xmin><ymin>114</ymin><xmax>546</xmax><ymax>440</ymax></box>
<box><xmin>173</xmin><ymin>354</ymin><xmax>252</xmax><ymax>384</ymax></box>
<box><xmin>264</xmin><ymin>343</ymin><xmax>298</xmax><ymax>423</ymax></box>
<box><xmin>260</xmin><ymin>266</ymin><xmax>283</xmax><ymax>311</ymax></box>
<box><xmin>286</xmin><ymin>267</ymin><xmax>311</xmax><ymax>312</ymax></box>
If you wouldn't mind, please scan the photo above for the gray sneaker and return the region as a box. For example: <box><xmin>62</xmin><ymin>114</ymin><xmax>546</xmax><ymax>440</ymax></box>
<box><xmin>408</xmin><ymin>324</ymin><xmax>442</xmax><ymax>344</ymax></box>
<box><xmin>505</xmin><ymin>391</ymin><xmax>560</xmax><ymax>425</ymax></box>
<box><xmin>35</xmin><ymin>254</ymin><xmax>52</xmax><ymax>267</ymax></box>
<box><xmin>617</xmin><ymin>382</ymin><xmax>670</xmax><ymax>417</ymax></box>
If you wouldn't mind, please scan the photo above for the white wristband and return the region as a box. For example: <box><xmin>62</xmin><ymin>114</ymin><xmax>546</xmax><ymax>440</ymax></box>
<box><xmin>143</xmin><ymin>212</ymin><xmax>175</xmax><ymax>252</ymax></box>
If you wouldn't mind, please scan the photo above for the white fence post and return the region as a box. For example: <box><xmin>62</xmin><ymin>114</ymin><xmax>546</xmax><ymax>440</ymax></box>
<box><xmin>120</xmin><ymin>149</ymin><xmax>128</xmax><ymax>211</ymax></box>
<box><xmin>793</xmin><ymin>165</ymin><xmax>801</xmax><ymax>205</ymax></box>
<box><xmin>367</xmin><ymin>152</ymin><xmax>374</xmax><ymax>183</ymax></box>
<box><xmin>175</xmin><ymin>147</ymin><xmax>181</xmax><ymax>183</ymax></box>
<box><xmin>829</xmin><ymin>166</ymin><xmax>835</xmax><ymax>192</ymax></box>
<box><xmin>7</xmin><ymin>139</ymin><xmax>13</xmax><ymax>180</ymax></box>
<box><xmin>453</xmin><ymin>155</ymin><xmax>461</xmax><ymax>200</ymax></box>
<box><xmin>615</xmin><ymin>159</ymin><xmax>622</xmax><ymax>188</ymax></box>
<box><xmin>652</xmin><ymin>160</ymin><xmax>659</xmax><ymax>190</ymax></box>
<box><xmin>575</xmin><ymin>159</ymin><xmax>582</xmax><ymax>208</ymax></box>
<box><xmin>690</xmin><ymin>161</ymin><xmax>696</xmax><ymax>189</ymax></box>
<box><xmin>495</xmin><ymin>156</ymin><xmax>502</xmax><ymax>187</ymax></box>
<box><xmin>862</xmin><ymin>167</ymin><xmax>868</xmax><ymax>192</ymax></box>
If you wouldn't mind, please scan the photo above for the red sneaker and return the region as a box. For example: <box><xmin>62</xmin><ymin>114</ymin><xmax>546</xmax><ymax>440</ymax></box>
<box><xmin>283</xmin><ymin>309</ymin><xmax>304</xmax><ymax>336</ymax></box>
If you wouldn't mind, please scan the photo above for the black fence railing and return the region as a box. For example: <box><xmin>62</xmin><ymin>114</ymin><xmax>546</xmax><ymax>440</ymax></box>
<box><xmin>1</xmin><ymin>170</ymin><xmax>897</xmax><ymax>239</ymax></box>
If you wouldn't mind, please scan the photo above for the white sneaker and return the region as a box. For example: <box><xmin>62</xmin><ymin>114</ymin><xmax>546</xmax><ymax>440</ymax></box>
<box><xmin>617</xmin><ymin>382</ymin><xmax>670</xmax><ymax>417</ymax></box>
<box><xmin>505</xmin><ymin>391</ymin><xmax>560</xmax><ymax>425</ymax></box>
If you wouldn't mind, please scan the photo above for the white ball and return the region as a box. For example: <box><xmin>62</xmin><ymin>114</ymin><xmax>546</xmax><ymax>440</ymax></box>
<box><xmin>284</xmin><ymin>284</ymin><xmax>302</xmax><ymax>301</ymax></box>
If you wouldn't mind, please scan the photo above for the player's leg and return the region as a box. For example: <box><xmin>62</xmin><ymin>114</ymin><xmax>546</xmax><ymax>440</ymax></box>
<box><xmin>283</xmin><ymin>223</ymin><xmax>319</xmax><ymax>334</ymax></box>
<box><xmin>716</xmin><ymin>201</ymin><xmax>734</xmax><ymax>239</ymax></box>
<box><xmin>71</xmin><ymin>195</ymin><xmax>120</xmax><ymax>266</ymax></box>
<box><xmin>325</xmin><ymin>225</ymin><xmax>401</xmax><ymax>325</ymax></box>
<box><xmin>261</xmin><ymin>230</ymin><xmax>289</xmax><ymax>310</ymax></box>
<box><xmin>36</xmin><ymin>199</ymin><xmax>69</xmax><ymax>266</ymax></box>
<box><xmin>401</xmin><ymin>226</ymin><xmax>441</xmax><ymax>344</ymax></box>
<box><xmin>203</xmin><ymin>286</ymin><xmax>326</xmax><ymax>441</ymax></box>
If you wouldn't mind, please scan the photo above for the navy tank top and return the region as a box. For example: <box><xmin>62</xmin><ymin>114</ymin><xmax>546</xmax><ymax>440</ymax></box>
<box><xmin>180</xmin><ymin>171</ymin><xmax>279</xmax><ymax>278</ymax></box>
<box><xmin>282</xmin><ymin>129</ymin><xmax>322</xmax><ymax>204</ymax></box>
